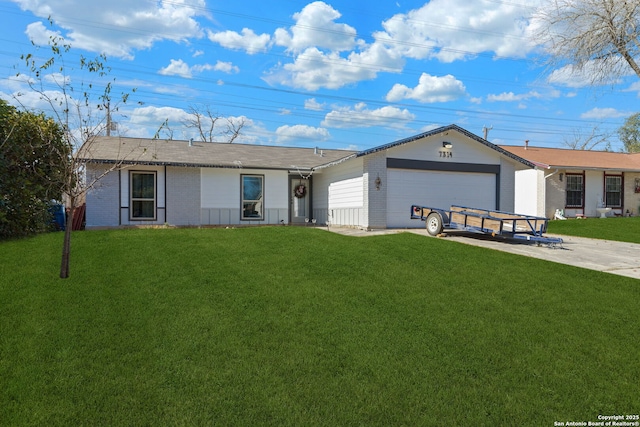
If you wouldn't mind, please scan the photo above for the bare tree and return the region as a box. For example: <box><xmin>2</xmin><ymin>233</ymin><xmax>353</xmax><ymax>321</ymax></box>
<box><xmin>562</xmin><ymin>125</ymin><xmax>613</xmax><ymax>150</ymax></box>
<box><xmin>154</xmin><ymin>118</ymin><xmax>175</xmax><ymax>140</ymax></box>
<box><xmin>16</xmin><ymin>31</ymin><xmax>139</xmax><ymax>278</ymax></box>
<box><xmin>182</xmin><ymin>105</ymin><xmax>245</xmax><ymax>143</ymax></box>
<box><xmin>534</xmin><ymin>0</ymin><xmax>640</xmax><ymax>85</ymax></box>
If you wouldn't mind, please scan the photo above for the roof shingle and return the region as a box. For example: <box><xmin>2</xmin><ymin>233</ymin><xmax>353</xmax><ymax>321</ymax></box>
<box><xmin>78</xmin><ymin>136</ymin><xmax>357</xmax><ymax>171</ymax></box>
<box><xmin>500</xmin><ymin>145</ymin><xmax>640</xmax><ymax>171</ymax></box>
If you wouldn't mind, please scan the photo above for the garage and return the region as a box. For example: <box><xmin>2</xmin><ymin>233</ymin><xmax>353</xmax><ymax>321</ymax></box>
<box><xmin>386</xmin><ymin>169</ymin><xmax>496</xmax><ymax>228</ymax></box>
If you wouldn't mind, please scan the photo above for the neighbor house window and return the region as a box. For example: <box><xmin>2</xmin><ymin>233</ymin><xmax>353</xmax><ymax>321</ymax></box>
<box><xmin>241</xmin><ymin>175</ymin><xmax>263</xmax><ymax>220</ymax></box>
<box><xmin>130</xmin><ymin>171</ymin><xmax>156</xmax><ymax>220</ymax></box>
<box><xmin>605</xmin><ymin>175</ymin><xmax>622</xmax><ymax>207</ymax></box>
<box><xmin>565</xmin><ymin>174</ymin><xmax>584</xmax><ymax>208</ymax></box>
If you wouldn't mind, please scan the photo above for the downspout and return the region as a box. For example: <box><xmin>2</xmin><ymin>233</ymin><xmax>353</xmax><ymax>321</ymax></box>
<box><xmin>118</xmin><ymin>169</ymin><xmax>122</xmax><ymax>226</ymax></box>
<box><xmin>544</xmin><ymin>169</ymin><xmax>559</xmax><ymax>180</ymax></box>
<box><xmin>543</xmin><ymin>168</ymin><xmax>560</xmax><ymax>218</ymax></box>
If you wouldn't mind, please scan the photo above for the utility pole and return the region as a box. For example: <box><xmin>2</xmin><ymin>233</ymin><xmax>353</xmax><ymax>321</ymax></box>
<box><xmin>105</xmin><ymin>102</ymin><xmax>117</xmax><ymax>136</ymax></box>
<box><xmin>482</xmin><ymin>125</ymin><xmax>493</xmax><ymax>140</ymax></box>
<box><xmin>106</xmin><ymin>103</ymin><xmax>111</xmax><ymax>136</ymax></box>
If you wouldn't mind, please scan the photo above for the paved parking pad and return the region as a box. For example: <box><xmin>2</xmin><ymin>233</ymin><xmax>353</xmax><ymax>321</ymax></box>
<box><xmin>326</xmin><ymin>227</ymin><xmax>640</xmax><ymax>280</ymax></box>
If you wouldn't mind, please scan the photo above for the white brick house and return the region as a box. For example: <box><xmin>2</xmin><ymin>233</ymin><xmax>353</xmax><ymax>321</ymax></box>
<box><xmin>80</xmin><ymin>124</ymin><xmax>535</xmax><ymax>229</ymax></box>
<box><xmin>501</xmin><ymin>144</ymin><xmax>640</xmax><ymax>218</ymax></box>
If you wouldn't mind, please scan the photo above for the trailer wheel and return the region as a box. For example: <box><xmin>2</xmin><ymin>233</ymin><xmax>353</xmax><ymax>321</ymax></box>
<box><xmin>426</xmin><ymin>212</ymin><xmax>443</xmax><ymax>236</ymax></box>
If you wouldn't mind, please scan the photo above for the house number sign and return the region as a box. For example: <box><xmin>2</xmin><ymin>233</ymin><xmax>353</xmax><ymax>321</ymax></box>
<box><xmin>438</xmin><ymin>151</ymin><xmax>453</xmax><ymax>158</ymax></box>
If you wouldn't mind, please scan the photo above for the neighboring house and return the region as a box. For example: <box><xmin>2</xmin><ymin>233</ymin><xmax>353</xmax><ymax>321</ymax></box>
<box><xmin>80</xmin><ymin>124</ymin><xmax>537</xmax><ymax>230</ymax></box>
<box><xmin>500</xmin><ymin>144</ymin><xmax>640</xmax><ymax>218</ymax></box>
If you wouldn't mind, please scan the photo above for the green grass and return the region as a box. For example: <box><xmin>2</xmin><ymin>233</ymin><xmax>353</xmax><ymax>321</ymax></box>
<box><xmin>548</xmin><ymin>216</ymin><xmax>640</xmax><ymax>243</ymax></box>
<box><xmin>1</xmin><ymin>227</ymin><xmax>638</xmax><ymax>426</ymax></box>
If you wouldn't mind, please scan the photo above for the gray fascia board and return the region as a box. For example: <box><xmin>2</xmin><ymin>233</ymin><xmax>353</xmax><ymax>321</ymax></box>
<box><xmin>83</xmin><ymin>159</ymin><xmax>312</xmax><ymax>172</ymax></box>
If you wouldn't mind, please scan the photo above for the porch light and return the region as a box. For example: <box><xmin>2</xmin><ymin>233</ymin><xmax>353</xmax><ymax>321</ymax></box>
<box><xmin>375</xmin><ymin>176</ymin><xmax>382</xmax><ymax>190</ymax></box>
<box><xmin>443</xmin><ymin>141</ymin><xmax>453</xmax><ymax>149</ymax></box>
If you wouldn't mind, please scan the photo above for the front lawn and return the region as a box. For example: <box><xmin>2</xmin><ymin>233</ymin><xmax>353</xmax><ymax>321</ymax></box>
<box><xmin>547</xmin><ymin>216</ymin><xmax>640</xmax><ymax>243</ymax></box>
<box><xmin>1</xmin><ymin>227</ymin><xmax>638</xmax><ymax>426</ymax></box>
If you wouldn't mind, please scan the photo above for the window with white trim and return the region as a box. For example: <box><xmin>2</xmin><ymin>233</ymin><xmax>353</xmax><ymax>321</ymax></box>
<box><xmin>565</xmin><ymin>174</ymin><xmax>583</xmax><ymax>208</ymax></box>
<box><xmin>605</xmin><ymin>175</ymin><xmax>622</xmax><ymax>207</ymax></box>
<box><xmin>241</xmin><ymin>175</ymin><xmax>263</xmax><ymax>220</ymax></box>
<box><xmin>130</xmin><ymin>171</ymin><xmax>156</xmax><ymax>220</ymax></box>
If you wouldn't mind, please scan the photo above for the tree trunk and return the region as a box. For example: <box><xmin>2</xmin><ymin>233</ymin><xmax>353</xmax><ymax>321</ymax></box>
<box><xmin>60</xmin><ymin>206</ymin><xmax>73</xmax><ymax>279</ymax></box>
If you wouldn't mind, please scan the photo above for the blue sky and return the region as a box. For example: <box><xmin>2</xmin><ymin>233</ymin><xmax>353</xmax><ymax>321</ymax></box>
<box><xmin>0</xmin><ymin>0</ymin><xmax>638</xmax><ymax>151</ymax></box>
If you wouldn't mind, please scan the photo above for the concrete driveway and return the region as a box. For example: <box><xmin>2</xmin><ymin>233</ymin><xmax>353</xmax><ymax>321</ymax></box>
<box><xmin>326</xmin><ymin>227</ymin><xmax>640</xmax><ymax>280</ymax></box>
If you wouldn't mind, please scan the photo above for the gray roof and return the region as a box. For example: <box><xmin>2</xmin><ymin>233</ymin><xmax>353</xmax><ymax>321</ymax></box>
<box><xmin>79</xmin><ymin>125</ymin><xmax>537</xmax><ymax>172</ymax></box>
<box><xmin>78</xmin><ymin>136</ymin><xmax>357</xmax><ymax>171</ymax></box>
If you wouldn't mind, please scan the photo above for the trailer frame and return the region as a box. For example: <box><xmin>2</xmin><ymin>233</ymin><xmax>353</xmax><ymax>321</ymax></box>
<box><xmin>411</xmin><ymin>204</ymin><xmax>563</xmax><ymax>246</ymax></box>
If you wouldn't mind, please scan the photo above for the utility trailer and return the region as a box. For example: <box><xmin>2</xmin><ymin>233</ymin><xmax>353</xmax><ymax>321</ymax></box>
<box><xmin>411</xmin><ymin>205</ymin><xmax>563</xmax><ymax>245</ymax></box>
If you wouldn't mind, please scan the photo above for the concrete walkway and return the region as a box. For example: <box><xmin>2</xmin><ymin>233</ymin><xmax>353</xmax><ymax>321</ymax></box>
<box><xmin>325</xmin><ymin>227</ymin><xmax>640</xmax><ymax>280</ymax></box>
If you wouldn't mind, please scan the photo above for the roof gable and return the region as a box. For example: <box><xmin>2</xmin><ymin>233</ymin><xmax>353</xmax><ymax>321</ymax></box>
<box><xmin>357</xmin><ymin>124</ymin><xmax>536</xmax><ymax>168</ymax></box>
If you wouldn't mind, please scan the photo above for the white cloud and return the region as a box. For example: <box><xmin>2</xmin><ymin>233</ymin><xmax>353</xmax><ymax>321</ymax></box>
<box><xmin>273</xmin><ymin>1</ymin><xmax>358</xmax><ymax>53</ymax></box>
<box><xmin>124</xmin><ymin>106</ymin><xmax>258</xmax><ymax>142</ymax></box>
<box><xmin>376</xmin><ymin>0</ymin><xmax>536</xmax><ymax>63</ymax></box>
<box><xmin>159</xmin><ymin>59</ymin><xmax>193</xmax><ymax>78</ymax></box>
<box><xmin>580</xmin><ymin>108</ymin><xmax>630</xmax><ymax>119</ymax></box>
<box><xmin>207</xmin><ymin>28</ymin><xmax>271</xmax><ymax>54</ymax></box>
<box><xmin>263</xmin><ymin>0</ymin><xmax>533</xmax><ymax>91</ymax></box>
<box><xmin>265</xmin><ymin>2</ymin><xmax>401</xmax><ymax>90</ymax></box>
<box><xmin>487</xmin><ymin>91</ymin><xmax>543</xmax><ymax>102</ymax></box>
<box><xmin>322</xmin><ymin>103</ymin><xmax>415</xmax><ymax>128</ymax></box>
<box><xmin>212</xmin><ymin>61</ymin><xmax>239</xmax><ymax>74</ymax></box>
<box><xmin>547</xmin><ymin>64</ymin><xmax>595</xmax><ymax>88</ymax></box>
<box><xmin>0</xmin><ymin>74</ymin><xmax>33</xmax><ymax>94</ymax></box>
<box><xmin>24</xmin><ymin>21</ymin><xmax>62</xmax><ymax>46</ymax></box>
<box><xmin>304</xmin><ymin>98</ymin><xmax>325</xmax><ymax>111</ymax></box>
<box><xmin>17</xmin><ymin>0</ymin><xmax>207</xmax><ymax>59</ymax></box>
<box><xmin>43</xmin><ymin>73</ymin><xmax>71</xmax><ymax>86</ymax></box>
<box><xmin>547</xmin><ymin>59</ymin><xmax>629</xmax><ymax>88</ymax></box>
<box><xmin>264</xmin><ymin>45</ymin><xmax>400</xmax><ymax>91</ymax></box>
<box><xmin>420</xmin><ymin>124</ymin><xmax>442</xmax><ymax>133</ymax></box>
<box><xmin>275</xmin><ymin>124</ymin><xmax>330</xmax><ymax>143</ymax></box>
<box><xmin>129</xmin><ymin>105</ymin><xmax>191</xmax><ymax>125</ymax></box>
<box><xmin>624</xmin><ymin>81</ymin><xmax>640</xmax><ymax>97</ymax></box>
<box><xmin>486</xmin><ymin>89</ymin><xmax>561</xmax><ymax>102</ymax></box>
<box><xmin>159</xmin><ymin>59</ymin><xmax>238</xmax><ymax>78</ymax></box>
<box><xmin>386</xmin><ymin>73</ymin><xmax>466</xmax><ymax>103</ymax></box>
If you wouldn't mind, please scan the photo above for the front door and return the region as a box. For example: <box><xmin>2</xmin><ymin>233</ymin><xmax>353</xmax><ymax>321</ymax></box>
<box><xmin>290</xmin><ymin>178</ymin><xmax>310</xmax><ymax>224</ymax></box>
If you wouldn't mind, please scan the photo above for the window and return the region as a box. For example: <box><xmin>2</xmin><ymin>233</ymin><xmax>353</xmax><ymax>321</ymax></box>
<box><xmin>241</xmin><ymin>175</ymin><xmax>263</xmax><ymax>220</ymax></box>
<box><xmin>565</xmin><ymin>174</ymin><xmax>583</xmax><ymax>208</ymax></box>
<box><xmin>605</xmin><ymin>175</ymin><xmax>622</xmax><ymax>207</ymax></box>
<box><xmin>130</xmin><ymin>171</ymin><xmax>156</xmax><ymax>220</ymax></box>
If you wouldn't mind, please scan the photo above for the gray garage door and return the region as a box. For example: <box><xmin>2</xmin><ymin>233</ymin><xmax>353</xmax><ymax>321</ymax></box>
<box><xmin>387</xmin><ymin>169</ymin><xmax>496</xmax><ymax>228</ymax></box>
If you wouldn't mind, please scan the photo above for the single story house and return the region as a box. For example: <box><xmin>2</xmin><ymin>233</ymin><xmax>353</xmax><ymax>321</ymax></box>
<box><xmin>80</xmin><ymin>124</ymin><xmax>537</xmax><ymax>230</ymax></box>
<box><xmin>500</xmin><ymin>144</ymin><xmax>640</xmax><ymax>218</ymax></box>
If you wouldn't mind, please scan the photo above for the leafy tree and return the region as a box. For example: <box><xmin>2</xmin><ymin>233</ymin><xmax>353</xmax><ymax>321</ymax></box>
<box><xmin>534</xmin><ymin>0</ymin><xmax>640</xmax><ymax>86</ymax></box>
<box><xmin>0</xmin><ymin>100</ymin><xmax>68</xmax><ymax>239</ymax></box>
<box><xmin>15</xmin><ymin>28</ymin><xmax>138</xmax><ymax>278</ymax></box>
<box><xmin>618</xmin><ymin>112</ymin><xmax>640</xmax><ymax>152</ymax></box>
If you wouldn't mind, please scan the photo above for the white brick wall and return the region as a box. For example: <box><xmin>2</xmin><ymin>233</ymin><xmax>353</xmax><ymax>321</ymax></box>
<box><xmin>85</xmin><ymin>164</ymin><xmax>120</xmax><ymax>228</ymax></box>
<box><xmin>363</xmin><ymin>152</ymin><xmax>387</xmax><ymax>229</ymax></box>
<box><xmin>166</xmin><ymin>166</ymin><xmax>201</xmax><ymax>226</ymax></box>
